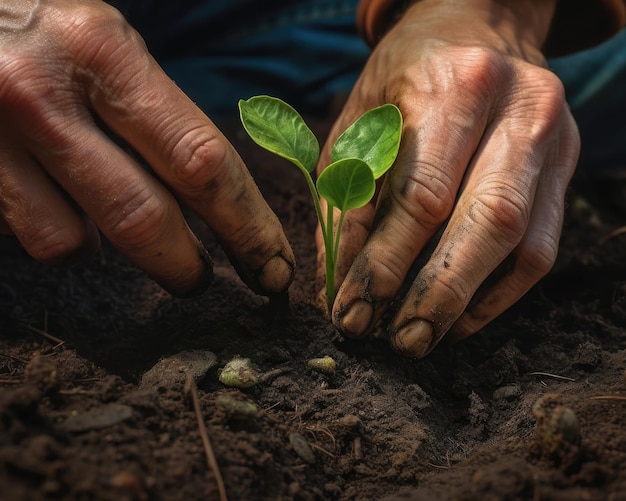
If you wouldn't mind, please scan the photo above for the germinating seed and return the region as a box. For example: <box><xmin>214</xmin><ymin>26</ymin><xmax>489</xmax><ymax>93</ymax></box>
<box><xmin>219</xmin><ymin>357</ymin><xmax>260</xmax><ymax>388</ymax></box>
<box><xmin>308</xmin><ymin>356</ymin><xmax>336</xmax><ymax>375</ymax></box>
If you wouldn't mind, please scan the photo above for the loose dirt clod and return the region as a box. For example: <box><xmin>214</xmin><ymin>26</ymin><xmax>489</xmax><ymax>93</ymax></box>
<box><xmin>532</xmin><ymin>394</ymin><xmax>581</xmax><ymax>464</ymax></box>
<box><xmin>141</xmin><ymin>350</ymin><xmax>217</xmax><ymax>388</ymax></box>
<box><xmin>63</xmin><ymin>403</ymin><xmax>133</xmax><ymax>433</ymax></box>
<box><xmin>1</xmin><ymin>123</ymin><xmax>625</xmax><ymax>501</ymax></box>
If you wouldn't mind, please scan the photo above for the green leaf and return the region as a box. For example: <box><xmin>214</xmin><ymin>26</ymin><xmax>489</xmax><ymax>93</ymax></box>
<box><xmin>238</xmin><ymin>96</ymin><xmax>319</xmax><ymax>173</ymax></box>
<box><xmin>331</xmin><ymin>103</ymin><xmax>402</xmax><ymax>179</ymax></box>
<box><xmin>316</xmin><ymin>158</ymin><xmax>375</xmax><ymax>212</ymax></box>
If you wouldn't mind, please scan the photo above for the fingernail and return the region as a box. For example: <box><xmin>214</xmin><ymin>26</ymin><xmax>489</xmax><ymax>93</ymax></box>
<box><xmin>392</xmin><ymin>319</ymin><xmax>434</xmax><ymax>358</ymax></box>
<box><xmin>336</xmin><ymin>299</ymin><xmax>374</xmax><ymax>338</ymax></box>
<box><xmin>258</xmin><ymin>255</ymin><xmax>295</xmax><ymax>294</ymax></box>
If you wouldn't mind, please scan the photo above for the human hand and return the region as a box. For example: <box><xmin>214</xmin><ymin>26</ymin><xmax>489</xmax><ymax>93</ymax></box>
<box><xmin>0</xmin><ymin>0</ymin><xmax>294</xmax><ymax>297</ymax></box>
<box><xmin>317</xmin><ymin>0</ymin><xmax>580</xmax><ymax>357</ymax></box>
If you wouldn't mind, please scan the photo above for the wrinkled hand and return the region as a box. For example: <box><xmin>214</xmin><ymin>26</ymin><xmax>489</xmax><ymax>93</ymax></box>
<box><xmin>317</xmin><ymin>0</ymin><xmax>579</xmax><ymax>357</ymax></box>
<box><xmin>0</xmin><ymin>0</ymin><xmax>294</xmax><ymax>296</ymax></box>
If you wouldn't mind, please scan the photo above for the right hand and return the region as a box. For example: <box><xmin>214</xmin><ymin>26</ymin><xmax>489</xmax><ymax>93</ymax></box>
<box><xmin>317</xmin><ymin>0</ymin><xmax>579</xmax><ymax>357</ymax></box>
<box><xmin>0</xmin><ymin>0</ymin><xmax>295</xmax><ymax>297</ymax></box>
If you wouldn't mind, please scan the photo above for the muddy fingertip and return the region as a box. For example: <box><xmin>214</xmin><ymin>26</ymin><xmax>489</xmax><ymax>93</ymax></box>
<box><xmin>257</xmin><ymin>253</ymin><xmax>296</xmax><ymax>294</ymax></box>
<box><xmin>334</xmin><ymin>299</ymin><xmax>374</xmax><ymax>338</ymax></box>
<box><xmin>391</xmin><ymin>319</ymin><xmax>434</xmax><ymax>359</ymax></box>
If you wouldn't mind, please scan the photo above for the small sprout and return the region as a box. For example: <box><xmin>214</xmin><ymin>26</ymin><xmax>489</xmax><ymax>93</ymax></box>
<box><xmin>218</xmin><ymin>357</ymin><xmax>260</xmax><ymax>388</ymax></box>
<box><xmin>308</xmin><ymin>355</ymin><xmax>337</xmax><ymax>375</ymax></box>
<box><xmin>239</xmin><ymin>95</ymin><xmax>402</xmax><ymax>312</ymax></box>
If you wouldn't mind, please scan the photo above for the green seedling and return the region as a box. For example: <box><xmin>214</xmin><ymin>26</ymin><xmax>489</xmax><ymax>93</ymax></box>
<box><xmin>238</xmin><ymin>96</ymin><xmax>402</xmax><ymax>311</ymax></box>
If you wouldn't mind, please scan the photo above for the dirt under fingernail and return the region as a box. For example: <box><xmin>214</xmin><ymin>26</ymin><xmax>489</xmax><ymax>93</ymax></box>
<box><xmin>392</xmin><ymin>319</ymin><xmax>433</xmax><ymax>358</ymax></box>
<box><xmin>337</xmin><ymin>299</ymin><xmax>374</xmax><ymax>337</ymax></box>
<box><xmin>258</xmin><ymin>255</ymin><xmax>295</xmax><ymax>294</ymax></box>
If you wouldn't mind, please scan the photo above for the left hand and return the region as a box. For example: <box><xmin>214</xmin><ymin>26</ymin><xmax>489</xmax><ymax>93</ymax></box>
<box><xmin>316</xmin><ymin>0</ymin><xmax>580</xmax><ymax>358</ymax></box>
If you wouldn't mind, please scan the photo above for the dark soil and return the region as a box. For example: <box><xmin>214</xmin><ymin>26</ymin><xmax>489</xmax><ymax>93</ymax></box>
<box><xmin>1</xmin><ymin>119</ymin><xmax>625</xmax><ymax>501</ymax></box>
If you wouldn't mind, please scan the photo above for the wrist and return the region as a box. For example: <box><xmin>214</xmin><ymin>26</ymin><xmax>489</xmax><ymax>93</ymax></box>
<box><xmin>391</xmin><ymin>0</ymin><xmax>557</xmax><ymax>64</ymax></box>
<box><xmin>358</xmin><ymin>0</ymin><xmax>626</xmax><ymax>56</ymax></box>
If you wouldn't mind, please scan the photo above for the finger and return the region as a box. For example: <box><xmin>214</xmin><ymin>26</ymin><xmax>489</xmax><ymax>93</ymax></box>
<box><xmin>451</xmin><ymin>114</ymin><xmax>579</xmax><ymax>339</ymax></box>
<box><xmin>332</xmin><ymin>105</ymin><xmax>488</xmax><ymax>337</ymax></box>
<box><xmin>71</xmin><ymin>13</ymin><xmax>294</xmax><ymax>294</ymax></box>
<box><xmin>29</xmin><ymin>117</ymin><xmax>214</xmax><ymax>297</ymax></box>
<box><xmin>388</xmin><ymin>104</ymin><xmax>567</xmax><ymax>358</ymax></box>
<box><xmin>0</xmin><ymin>10</ymin><xmax>215</xmax><ymax>296</ymax></box>
<box><xmin>0</xmin><ymin>136</ymin><xmax>99</xmax><ymax>265</ymax></box>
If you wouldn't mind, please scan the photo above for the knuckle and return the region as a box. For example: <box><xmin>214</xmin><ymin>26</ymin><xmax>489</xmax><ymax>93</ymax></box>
<box><xmin>168</xmin><ymin>129</ymin><xmax>234</xmax><ymax>196</ymax></box>
<box><xmin>455</xmin><ymin>46</ymin><xmax>505</xmax><ymax>88</ymax></box>
<box><xmin>67</xmin><ymin>3</ymin><xmax>140</xmax><ymax>53</ymax></box>
<box><xmin>369</xmin><ymin>249</ymin><xmax>409</xmax><ymax>288</ymax></box>
<box><xmin>0</xmin><ymin>58</ymin><xmax>49</xmax><ymax>115</ymax></box>
<box><xmin>104</xmin><ymin>187</ymin><xmax>169</xmax><ymax>250</ymax></box>
<box><xmin>430</xmin><ymin>270</ymin><xmax>470</xmax><ymax>306</ymax></box>
<box><xmin>22</xmin><ymin>224</ymin><xmax>94</xmax><ymax>265</ymax></box>
<box><xmin>228</xmin><ymin>219</ymin><xmax>268</xmax><ymax>252</ymax></box>
<box><xmin>471</xmin><ymin>185</ymin><xmax>530</xmax><ymax>245</ymax></box>
<box><xmin>392</xmin><ymin>161</ymin><xmax>455</xmax><ymax>228</ymax></box>
<box><xmin>517</xmin><ymin>232</ymin><xmax>558</xmax><ymax>280</ymax></box>
<box><xmin>64</xmin><ymin>4</ymin><xmax>150</xmax><ymax>88</ymax></box>
<box><xmin>512</xmin><ymin>70</ymin><xmax>567</xmax><ymax>144</ymax></box>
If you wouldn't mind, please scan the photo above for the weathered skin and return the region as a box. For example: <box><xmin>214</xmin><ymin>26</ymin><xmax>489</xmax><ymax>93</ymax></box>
<box><xmin>317</xmin><ymin>0</ymin><xmax>579</xmax><ymax>358</ymax></box>
<box><xmin>0</xmin><ymin>0</ymin><xmax>295</xmax><ymax>297</ymax></box>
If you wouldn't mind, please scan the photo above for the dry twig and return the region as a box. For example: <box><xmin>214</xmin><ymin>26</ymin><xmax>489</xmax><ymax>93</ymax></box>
<box><xmin>590</xmin><ymin>395</ymin><xmax>626</xmax><ymax>402</ymax></box>
<box><xmin>185</xmin><ymin>374</ymin><xmax>228</xmax><ymax>501</ymax></box>
<box><xmin>21</xmin><ymin>323</ymin><xmax>65</xmax><ymax>348</ymax></box>
<box><xmin>0</xmin><ymin>378</ymin><xmax>21</xmax><ymax>385</ymax></box>
<box><xmin>528</xmin><ymin>372</ymin><xmax>576</xmax><ymax>382</ymax></box>
<box><xmin>598</xmin><ymin>226</ymin><xmax>626</xmax><ymax>245</ymax></box>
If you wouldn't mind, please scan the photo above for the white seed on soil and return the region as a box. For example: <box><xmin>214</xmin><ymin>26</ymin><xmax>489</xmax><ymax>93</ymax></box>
<box><xmin>218</xmin><ymin>357</ymin><xmax>260</xmax><ymax>388</ymax></box>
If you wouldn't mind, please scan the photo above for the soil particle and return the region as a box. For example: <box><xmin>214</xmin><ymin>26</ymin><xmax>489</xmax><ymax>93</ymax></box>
<box><xmin>140</xmin><ymin>349</ymin><xmax>217</xmax><ymax>388</ymax></box>
<box><xmin>62</xmin><ymin>403</ymin><xmax>134</xmax><ymax>432</ymax></box>
<box><xmin>532</xmin><ymin>393</ymin><xmax>581</xmax><ymax>466</ymax></box>
<box><xmin>0</xmin><ymin>125</ymin><xmax>625</xmax><ymax>500</ymax></box>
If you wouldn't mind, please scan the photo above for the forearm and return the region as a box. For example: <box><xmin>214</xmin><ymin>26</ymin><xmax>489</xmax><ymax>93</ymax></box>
<box><xmin>358</xmin><ymin>0</ymin><xmax>626</xmax><ymax>56</ymax></box>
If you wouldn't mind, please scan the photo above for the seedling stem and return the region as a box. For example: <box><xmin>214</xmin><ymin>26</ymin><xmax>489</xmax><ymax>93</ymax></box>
<box><xmin>239</xmin><ymin>96</ymin><xmax>402</xmax><ymax>312</ymax></box>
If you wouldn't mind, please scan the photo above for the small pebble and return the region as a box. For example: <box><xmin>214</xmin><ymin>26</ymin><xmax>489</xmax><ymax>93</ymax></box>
<box><xmin>493</xmin><ymin>384</ymin><xmax>522</xmax><ymax>401</ymax></box>
<box><xmin>141</xmin><ymin>350</ymin><xmax>217</xmax><ymax>388</ymax></box>
<box><xmin>63</xmin><ymin>403</ymin><xmax>133</xmax><ymax>433</ymax></box>
<box><xmin>110</xmin><ymin>471</ymin><xmax>142</xmax><ymax>495</ymax></box>
<box><xmin>289</xmin><ymin>432</ymin><xmax>315</xmax><ymax>464</ymax></box>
